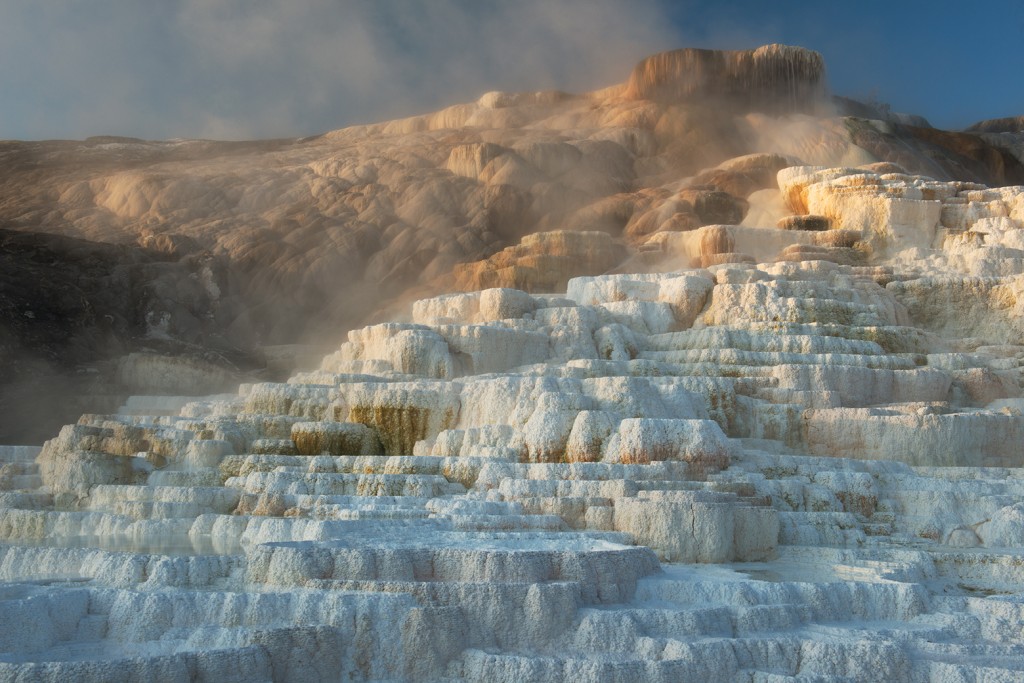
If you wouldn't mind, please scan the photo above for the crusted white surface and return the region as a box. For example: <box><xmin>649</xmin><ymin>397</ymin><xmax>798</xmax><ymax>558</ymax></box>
<box><xmin>4</xmin><ymin>166</ymin><xmax>1024</xmax><ymax>681</ymax></box>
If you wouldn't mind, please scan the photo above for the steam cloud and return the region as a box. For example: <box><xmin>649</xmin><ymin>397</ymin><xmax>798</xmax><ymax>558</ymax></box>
<box><xmin>0</xmin><ymin>0</ymin><xmax>679</xmax><ymax>140</ymax></box>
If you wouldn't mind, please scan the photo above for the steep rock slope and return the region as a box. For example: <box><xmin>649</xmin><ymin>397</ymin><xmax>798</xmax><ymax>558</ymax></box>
<box><xmin>2</xmin><ymin>45</ymin><xmax>1024</xmax><ymax>678</ymax></box>
<box><xmin>2</xmin><ymin>46</ymin><xmax>1021</xmax><ymax>392</ymax></box>
<box><xmin>0</xmin><ymin>228</ymin><xmax>261</xmax><ymax>443</ymax></box>
<box><xmin>1</xmin><ymin>158</ymin><xmax>1024</xmax><ymax>679</ymax></box>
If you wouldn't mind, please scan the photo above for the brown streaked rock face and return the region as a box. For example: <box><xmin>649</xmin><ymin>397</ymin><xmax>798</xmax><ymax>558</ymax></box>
<box><xmin>623</xmin><ymin>44</ymin><xmax>826</xmax><ymax>113</ymax></box>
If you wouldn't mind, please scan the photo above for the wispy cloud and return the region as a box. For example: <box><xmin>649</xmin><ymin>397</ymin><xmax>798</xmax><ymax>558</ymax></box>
<box><xmin>0</xmin><ymin>0</ymin><xmax>678</xmax><ymax>140</ymax></box>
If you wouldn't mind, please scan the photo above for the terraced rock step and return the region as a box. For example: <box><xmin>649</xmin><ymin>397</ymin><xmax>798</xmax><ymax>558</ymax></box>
<box><xmin>2</xmin><ymin>153</ymin><xmax>1024</xmax><ymax>680</ymax></box>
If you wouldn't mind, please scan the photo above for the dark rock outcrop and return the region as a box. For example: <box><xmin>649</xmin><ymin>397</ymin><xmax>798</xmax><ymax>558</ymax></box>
<box><xmin>0</xmin><ymin>228</ymin><xmax>259</xmax><ymax>443</ymax></box>
<box><xmin>845</xmin><ymin>118</ymin><xmax>1024</xmax><ymax>185</ymax></box>
<box><xmin>966</xmin><ymin>116</ymin><xmax>1024</xmax><ymax>134</ymax></box>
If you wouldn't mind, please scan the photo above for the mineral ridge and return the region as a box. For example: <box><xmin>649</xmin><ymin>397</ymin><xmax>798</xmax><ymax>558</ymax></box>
<box><xmin>2</xmin><ymin>45</ymin><xmax>1024</xmax><ymax>682</ymax></box>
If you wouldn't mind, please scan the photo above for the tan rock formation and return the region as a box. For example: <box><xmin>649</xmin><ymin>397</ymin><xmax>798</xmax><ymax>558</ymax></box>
<box><xmin>4</xmin><ymin>45</ymin><xmax>1024</xmax><ymax>681</ymax></box>
<box><xmin>623</xmin><ymin>44</ymin><xmax>826</xmax><ymax>113</ymax></box>
<box><xmin>451</xmin><ymin>231</ymin><xmax>627</xmax><ymax>292</ymax></box>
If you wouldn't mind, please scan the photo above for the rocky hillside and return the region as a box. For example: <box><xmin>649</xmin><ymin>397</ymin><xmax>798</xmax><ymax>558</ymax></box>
<box><xmin>1</xmin><ymin>160</ymin><xmax>1024</xmax><ymax>678</ymax></box>
<box><xmin>1</xmin><ymin>44</ymin><xmax>1022</xmax><ymax>443</ymax></box>
<box><xmin>2</xmin><ymin>43</ymin><xmax>1024</xmax><ymax>681</ymax></box>
<box><xmin>0</xmin><ymin>227</ymin><xmax>267</xmax><ymax>442</ymax></box>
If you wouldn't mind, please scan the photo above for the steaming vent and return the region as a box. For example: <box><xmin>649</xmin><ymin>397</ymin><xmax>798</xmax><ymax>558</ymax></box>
<box><xmin>623</xmin><ymin>44</ymin><xmax>826</xmax><ymax>113</ymax></box>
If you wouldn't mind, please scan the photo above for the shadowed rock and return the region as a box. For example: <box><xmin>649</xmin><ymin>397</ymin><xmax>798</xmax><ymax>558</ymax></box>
<box><xmin>966</xmin><ymin>115</ymin><xmax>1024</xmax><ymax>134</ymax></box>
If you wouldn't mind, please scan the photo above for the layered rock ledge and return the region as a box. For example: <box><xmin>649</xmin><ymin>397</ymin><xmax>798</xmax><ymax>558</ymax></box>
<box><xmin>2</xmin><ymin>43</ymin><xmax>1024</xmax><ymax>682</ymax></box>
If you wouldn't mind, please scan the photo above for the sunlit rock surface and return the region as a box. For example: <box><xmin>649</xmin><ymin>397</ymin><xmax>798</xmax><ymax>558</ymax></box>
<box><xmin>622</xmin><ymin>45</ymin><xmax>826</xmax><ymax>113</ymax></box>
<box><xmin>4</xmin><ymin>44</ymin><xmax>1023</xmax><ymax>444</ymax></box>
<box><xmin>4</xmin><ymin>44</ymin><xmax>1024</xmax><ymax>682</ymax></box>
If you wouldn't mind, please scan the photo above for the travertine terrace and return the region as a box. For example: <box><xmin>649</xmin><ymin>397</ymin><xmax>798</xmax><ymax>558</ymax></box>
<box><xmin>3</xmin><ymin>45</ymin><xmax>1024</xmax><ymax>681</ymax></box>
<box><xmin>3</xmin><ymin>44</ymin><xmax>1022</xmax><ymax>443</ymax></box>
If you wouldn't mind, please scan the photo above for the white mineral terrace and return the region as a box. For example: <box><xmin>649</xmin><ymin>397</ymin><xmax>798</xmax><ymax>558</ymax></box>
<box><xmin>3</xmin><ymin>166</ymin><xmax>1024</xmax><ymax>681</ymax></box>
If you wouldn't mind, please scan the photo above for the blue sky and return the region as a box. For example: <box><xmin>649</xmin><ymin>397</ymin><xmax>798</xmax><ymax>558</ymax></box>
<box><xmin>1</xmin><ymin>1</ymin><xmax>1021</xmax><ymax>140</ymax></box>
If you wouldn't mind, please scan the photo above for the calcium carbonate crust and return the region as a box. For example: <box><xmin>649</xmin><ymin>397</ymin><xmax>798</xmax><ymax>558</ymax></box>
<box><xmin>2</xmin><ymin>45</ymin><xmax>1024</xmax><ymax>683</ymax></box>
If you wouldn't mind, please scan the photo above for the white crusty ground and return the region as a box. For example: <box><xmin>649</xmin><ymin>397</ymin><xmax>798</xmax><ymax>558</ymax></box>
<box><xmin>2</xmin><ymin>167</ymin><xmax>1024</xmax><ymax>681</ymax></box>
